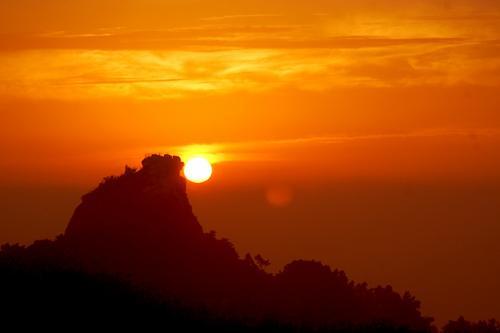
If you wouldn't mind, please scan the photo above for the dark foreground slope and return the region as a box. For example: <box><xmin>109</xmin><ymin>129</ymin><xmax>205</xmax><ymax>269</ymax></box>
<box><xmin>0</xmin><ymin>247</ymin><xmax>425</xmax><ymax>333</ymax></box>
<box><xmin>0</xmin><ymin>154</ymin><xmax>433</xmax><ymax>332</ymax></box>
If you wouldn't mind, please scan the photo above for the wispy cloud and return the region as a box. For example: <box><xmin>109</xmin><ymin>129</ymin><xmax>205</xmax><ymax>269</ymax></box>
<box><xmin>56</xmin><ymin>75</ymin><xmax>184</xmax><ymax>86</ymax></box>
<box><xmin>0</xmin><ymin>29</ymin><xmax>465</xmax><ymax>51</ymax></box>
<box><xmin>1</xmin><ymin>2</ymin><xmax>499</xmax><ymax>100</ymax></box>
<box><xmin>0</xmin><ymin>36</ymin><xmax>498</xmax><ymax>100</ymax></box>
<box><xmin>200</xmin><ymin>14</ymin><xmax>283</xmax><ymax>21</ymax></box>
<box><xmin>158</xmin><ymin>128</ymin><xmax>500</xmax><ymax>163</ymax></box>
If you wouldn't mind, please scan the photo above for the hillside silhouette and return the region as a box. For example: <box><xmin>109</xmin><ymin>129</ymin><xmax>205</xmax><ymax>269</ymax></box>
<box><xmin>1</xmin><ymin>154</ymin><xmax>475</xmax><ymax>331</ymax></box>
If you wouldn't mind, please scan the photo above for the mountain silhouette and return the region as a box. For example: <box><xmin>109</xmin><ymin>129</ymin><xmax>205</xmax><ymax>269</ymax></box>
<box><xmin>0</xmin><ymin>154</ymin><xmax>437</xmax><ymax>331</ymax></box>
<box><xmin>64</xmin><ymin>154</ymin><xmax>267</xmax><ymax>317</ymax></box>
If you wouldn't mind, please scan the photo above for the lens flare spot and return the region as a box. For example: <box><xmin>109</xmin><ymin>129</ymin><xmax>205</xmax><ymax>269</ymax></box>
<box><xmin>266</xmin><ymin>185</ymin><xmax>293</xmax><ymax>207</ymax></box>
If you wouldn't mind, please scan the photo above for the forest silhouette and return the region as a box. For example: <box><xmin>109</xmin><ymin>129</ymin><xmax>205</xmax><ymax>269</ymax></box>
<box><xmin>0</xmin><ymin>154</ymin><xmax>497</xmax><ymax>332</ymax></box>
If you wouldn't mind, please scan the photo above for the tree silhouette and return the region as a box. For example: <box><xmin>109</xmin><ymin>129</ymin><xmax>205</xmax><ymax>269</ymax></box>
<box><xmin>443</xmin><ymin>317</ymin><xmax>500</xmax><ymax>333</ymax></box>
<box><xmin>254</xmin><ymin>254</ymin><xmax>271</xmax><ymax>270</ymax></box>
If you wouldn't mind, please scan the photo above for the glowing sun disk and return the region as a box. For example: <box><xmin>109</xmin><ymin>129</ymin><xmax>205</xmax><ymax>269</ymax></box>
<box><xmin>184</xmin><ymin>157</ymin><xmax>213</xmax><ymax>183</ymax></box>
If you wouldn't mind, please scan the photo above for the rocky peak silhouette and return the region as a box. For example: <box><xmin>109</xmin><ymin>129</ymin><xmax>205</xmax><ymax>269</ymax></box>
<box><xmin>63</xmin><ymin>154</ymin><xmax>257</xmax><ymax>310</ymax></box>
<box><xmin>65</xmin><ymin>154</ymin><xmax>203</xmax><ymax>247</ymax></box>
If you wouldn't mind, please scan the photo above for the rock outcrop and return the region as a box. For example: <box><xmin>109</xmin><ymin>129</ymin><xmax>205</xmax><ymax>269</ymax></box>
<box><xmin>64</xmin><ymin>154</ymin><xmax>264</xmax><ymax>313</ymax></box>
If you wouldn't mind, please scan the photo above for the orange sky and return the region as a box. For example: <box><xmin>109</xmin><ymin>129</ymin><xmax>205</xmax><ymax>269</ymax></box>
<box><xmin>1</xmin><ymin>0</ymin><xmax>500</xmax><ymax>326</ymax></box>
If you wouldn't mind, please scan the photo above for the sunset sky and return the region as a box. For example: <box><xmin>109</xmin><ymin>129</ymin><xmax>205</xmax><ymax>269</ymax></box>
<box><xmin>1</xmin><ymin>0</ymin><xmax>500</xmax><ymax>325</ymax></box>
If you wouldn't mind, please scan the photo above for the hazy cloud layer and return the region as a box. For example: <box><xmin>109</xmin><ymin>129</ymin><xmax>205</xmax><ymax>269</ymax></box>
<box><xmin>1</xmin><ymin>0</ymin><xmax>499</xmax><ymax>99</ymax></box>
<box><xmin>1</xmin><ymin>39</ymin><xmax>499</xmax><ymax>99</ymax></box>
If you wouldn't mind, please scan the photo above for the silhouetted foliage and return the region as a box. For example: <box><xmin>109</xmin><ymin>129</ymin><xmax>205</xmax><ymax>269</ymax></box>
<box><xmin>0</xmin><ymin>154</ymin><xmax>450</xmax><ymax>332</ymax></box>
<box><xmin>443</xmin><ymin>317</ymin><xmax>500</xmax><ymax>333</ymax></box>
<box><xmin>255</xmin><ymin>254</ymin><xmax>271</xmax><ymax>270</ymax></box>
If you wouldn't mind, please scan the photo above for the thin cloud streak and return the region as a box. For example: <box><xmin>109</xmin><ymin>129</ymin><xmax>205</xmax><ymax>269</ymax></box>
<box><xmin>200</xmin><ymin>14</ymin><xmax>284</xmax><ymax>21</ymax></box>
<box><xmin>159</xmin><ymin>128</ymin><xmax>500</xmax><ymax>164</ymax></box>
<box><xmin>0</xmin><ymin>32</ymin><xmax>465</xmax><ymax>51</ymax></box>
<box><xmin>55</xmin><ymin>76</ymin><xmax>184</xmax><ymax>86</ymax></box>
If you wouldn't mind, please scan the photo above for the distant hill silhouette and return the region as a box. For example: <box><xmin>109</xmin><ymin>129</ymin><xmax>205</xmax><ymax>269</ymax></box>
<box><xmin>0</xmin><ymin>154</ymin><xmax>446</xmax><ymax>331</ymax></box>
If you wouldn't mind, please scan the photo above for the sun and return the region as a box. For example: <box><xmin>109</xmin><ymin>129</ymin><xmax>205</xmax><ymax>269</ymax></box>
<box><xmin>183</xmin><ymin>157</ymin><xmax>213</xmax><ymax>183</ymax></box>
